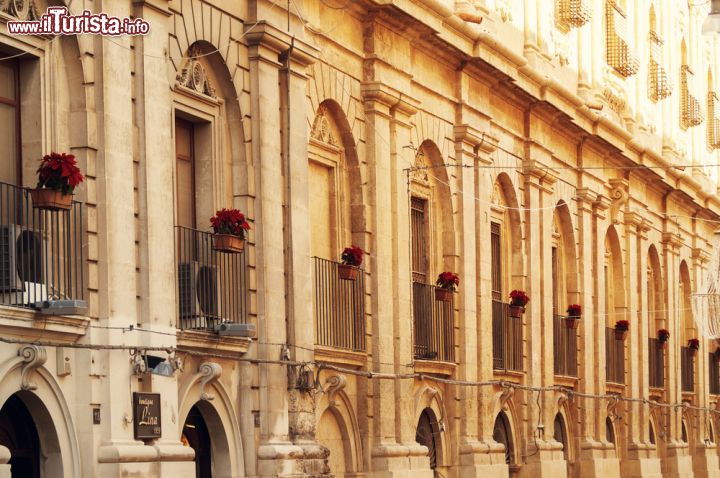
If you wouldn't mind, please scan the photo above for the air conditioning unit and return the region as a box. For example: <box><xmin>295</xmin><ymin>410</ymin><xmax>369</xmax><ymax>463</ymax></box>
<box><xmin>178</xmin><ymin>261</ymin><xmax>220</xmax><ymax>329</ymax></box>
<box><xmin>0</xmin><ymin>224</ymin><xmax>48</xmax><ymax>305</ymax></box>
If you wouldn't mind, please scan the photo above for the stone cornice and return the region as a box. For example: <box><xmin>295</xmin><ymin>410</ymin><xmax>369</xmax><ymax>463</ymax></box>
<box><xmin>361</xmin><ymin>81</ymin><xmax>419</xmax><ymax>116</ymax></box>
<box><xmin>245</xmin><ymin>21</ymin><xmax>319</xmax><ymax>67</ymax></box>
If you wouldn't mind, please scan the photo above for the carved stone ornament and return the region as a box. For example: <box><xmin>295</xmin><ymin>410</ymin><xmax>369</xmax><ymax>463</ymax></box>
<box><xmin>19</xmin><ymin>345</ymin><xmax>47</xmax><ymax>391</ymax></box>
<box><xmin>408</xmin><ymin>146</ymin><xmax>431</xmax><ymax>186</ymax></box>
<box><xmin>608</xmin><ymin>178</ymin><xmax>629</xmax><ymax>224</ymax></box>
<box><xmin>176</xmin><ymin>52</ymin><xmax>217</xmax><ymax>99</ymax></box>
<box><xmin>0</xmin><ymin>0</ymin><xmax>40</xmax><ymax>21</ymax></box>
<box><xmin>498</xmin><ymin>384</ymin><xmax>514</xmax><ymax>411</ymax></box>
<box><xmin>198</xmin><ymin>362</ymin><xmax>222</xmax><ymax>401</ymax></box>
<box><xmin>310</xmin><ymin>106</ymin><xmax>339</xmax><ymax>146</ymax></box>
<box><xmin>325</xmin><ymin>374</ymin><xmax>347</xmax><ymax>408</ymax></box>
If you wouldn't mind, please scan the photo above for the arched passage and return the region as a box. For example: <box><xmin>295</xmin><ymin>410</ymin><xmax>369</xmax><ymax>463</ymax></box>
<box><xmin>415</xmin><ymin>408</ymin><xmax>440</xmax><ymax>469</ymax></box>
<box><xmin>0</xmin><ymin>393</ymin><xmax>40</xmax><ymax>477</ymax></box>
<box><xmin>181</xmin><ymin>400</ymin><xmax>232</xmax><ymax>478</ymax></box>
<box><xmin>493</xmin><ymin>411</ymin><xmax>516</xmax><ymax>468</ymax></box>
<box><xmin>317</xmin><ymin>408</ymin><xmax>349</xmax><ymax>478</ymax></box>
<box><xmin>553</xmin><ymin>412</ymin><xmax>569</xmax><ymax>461</ymax></box>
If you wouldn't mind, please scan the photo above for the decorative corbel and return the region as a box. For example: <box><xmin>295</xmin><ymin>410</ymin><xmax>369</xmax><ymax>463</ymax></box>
<box><xmin>325</xmin><ymin>375</ymin><xmax>347</xmax><ymax>409</ymax></box>
<box><xmin>607</xmin><ymin>395</ymin><xmax>620</xmax><ymax>421</ymax></box>
<box><xmin>19</xmin><ymin>346</ymin><xmax>47</xmax><ymax>391</ymax></box>
<box><xmin>498</xmin><ymin>384</ymin><xmax>515</xmax><ymax>411</ymax></box>
<box><xmin>608</xmin><ymin>179</ymin><xmax>629</xmax><ymax>224</ymax></box>
<box><xmin>198</xmin><ymin>362</ymin><xmax>222</xmax><ymax>401</ymax></box>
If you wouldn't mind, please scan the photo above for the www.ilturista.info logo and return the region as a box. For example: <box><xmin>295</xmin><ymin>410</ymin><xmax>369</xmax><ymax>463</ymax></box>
<box><xmin>7</xmin><ymin>7</ymin><xmax>150</xmax><ymax>36</ymax></box>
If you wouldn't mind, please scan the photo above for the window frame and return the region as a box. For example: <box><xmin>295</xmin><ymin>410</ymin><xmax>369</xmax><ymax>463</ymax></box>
<box><xmin>0</xmin><ymin>59</ymin><xmax>21</xmax><ymax>185</ymax></box>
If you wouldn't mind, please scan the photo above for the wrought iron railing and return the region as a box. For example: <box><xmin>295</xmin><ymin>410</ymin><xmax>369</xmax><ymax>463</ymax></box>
<box><xmin>313</xmin><ymin>257</ymin><xmax>365</xmax><ymax>352</ymax></box>
<box><xmin>605</xmin><ymin>328</ymin><xmax>624</xmax><ymax>384</ymax></box>
<box><xmin>648</xmin><ymin>31</ymin><xmax>672</xmax><ymax>102</ymax></box>
<box><xmin>175</xmin><ymin>226</ymin><xmax>247</xmax><ymax>330</ymax></box>
<box><xmin>648</xmin><ymin>338</ymin><xmax>665</xmax><ymax>388</ymax></box>
<box><xmin>710</xmin><ymin>354</ymin><xmax>720</xmax><ymax>395</ymax></box>
<box><xmin>708</xmin><ymin>92</ymin><xmax>720</xmax><ymax>149</ymax></box>
<box><xmin>492</xmin><ymin>300</ymin><xmax>523</xmax><ymax>372</ymax></box>
<box><xmin>553</xmin><ymin>315</ymin><xmax>577</xmax><ymax>377</ymax></box>
<box><xmin>556</xmin><ymin>0</ymin><xmax>591</xmax><ymax>30</ymax></box>
<box><xmin>0</xmin><ymin>182</ymin><xmax>84</xmax><ymax>310</ymax></box>
<box><xmin>681</xmin><ymin>65</ymin><xmax>705</xmax><ymax>130</ymax></box>
<box><xmin>681</xmin><ymin>346</ymin><xmax>694</xmax><ymax>393</ymax></box>
<box><xmin>605</xmin><ymin>1</ymin><xmax>639</xmax><ymax>77</ymax></box>
<box><xmin>412</xmin><ymin>280</ymin><xmax>454</xmax><ymax>362</ymax></box>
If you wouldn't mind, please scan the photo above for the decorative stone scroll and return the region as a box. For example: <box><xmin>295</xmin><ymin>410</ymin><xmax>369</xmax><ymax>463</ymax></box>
<box><xmin>176</xmin><ymin>51</ymin><xmax>217</xmax><ymax>99</ymax></box>
<box><xmin>0</xmin><ymin>0</ymin><xmax>41</xmax><ymax>21</ymax></box>
<box><xmin>19</xmin><ymin>345</ymin><xmax>47</xmax><ymax>391</ymax></box>
<box><xmin>324</xmin><ymin>374</ymin><xmax>347</xmax><ymax>408</ymax></box>
<box><xmin>198</xmin><ymin>362</ymin><xmax>222</xmax><ymax>401</ymax></box>
<box><xmin>310</xmin><ymin>106</ymin><xmax>339</xmax><ymax>146</ymax></box>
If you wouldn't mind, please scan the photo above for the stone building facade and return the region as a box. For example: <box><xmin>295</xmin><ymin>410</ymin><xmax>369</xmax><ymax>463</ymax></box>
<box><xmin>1</xmin><ymin>0</ymin><xmax>720</xmax><ymax>477</ymax></box>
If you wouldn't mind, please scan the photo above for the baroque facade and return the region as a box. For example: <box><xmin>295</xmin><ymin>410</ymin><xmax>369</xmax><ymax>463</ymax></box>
<box><xmin>1</xmin><ymin>0</ymin><xmax>720</xmax><ymax>477</ymax></box>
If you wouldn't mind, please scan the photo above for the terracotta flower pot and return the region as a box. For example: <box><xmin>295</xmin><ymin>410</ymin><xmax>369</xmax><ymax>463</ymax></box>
<box><xmin>509</xmin><ymin>304</ymin><xmax>524</xmax><ymax>318</ymax></box>
<box><xmin>338</xmin><ymin>264</ymin><xmax>359</xmax><ymax>281</ymax></box>
<box><xmin>435</xmin><ymin>288</ymin><xmax>453</xmax><ymax>302</ymax></box>
<box><xmin>658</xmin><ymin>340</ymin><xmax>668</xmax><ymax>349</ymax></box>
<box><xmin>565</xmin><ymin>316</ymin><xmax>580</xmax><ymax>329</ymax></box>
<box><xmin>30</xmin><ymin>188</ymin><xmax>73</xmax><ymax>211</ymax></box>
<box><xmin>212</xmin><ymin>234</ymin><xmax>245</xmax><ymax>253</ymax></box>
<box><xmin>615</xmin><ymin>329</ymin><xmax>628</xmax><ymax>341</ymax></box>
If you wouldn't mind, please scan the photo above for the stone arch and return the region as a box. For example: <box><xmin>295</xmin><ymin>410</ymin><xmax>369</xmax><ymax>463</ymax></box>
<box><xmin>553</xmin><ymin>200</ymin><xmax>579</xmax><ymax>303</ymax></box>
<box><xmin>0</xmin><ymin>355</ymin><xmax>81</xmax><ymax>477</ymax></box>
<box><xmin>492</xmin><ymin>172</ymin><xmax>524</xmax><ymax>291</ymax></box>
<box><xmin>553</xmin><ymin>411</ymin><xmax>570</xmax><ymax>462</ymax></box>
<box><xmin>648</xmin><ymin>244</ymin><xmax>665</xmax><ymax>335</ymax></box>
<box><xmin>413</xmin><ymin>384</ymin><xmax>449</xmax><ymax>469</ymax></box>
<box><xmin>493</xmin><ymin>410</ymin><xmax>518</xmax><ymax>467</ymax></box>
<box><xmin>604</xmin><ymin>225</ymin><xmax>626</xmax><ymax>325</ymax></box>
<box><xmin>314</xmin><ymin>377</ymin><xmax>363</xmax><ymax>477</ymax></box>
<box><xmin>178</xmin><ymin>375</ymin><xmax>244</xmax><ymax>478</ymax></box>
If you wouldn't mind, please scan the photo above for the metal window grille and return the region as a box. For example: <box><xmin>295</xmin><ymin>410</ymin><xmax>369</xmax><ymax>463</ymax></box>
<box><xmin>492</xmin><ymin>300</ymin><xmax>523</xmax><ymax>372</ymax></box>
<box><xmin>412</xmin><ymin>280</ymin><xmax>454</xmax><ymax>362</ymax></box>
<box><xmin>605</xmin><ymin>1</ymin><xmax>639</xmax><ymax>77</ymax></box>
<box><xmin>681</xmin><ymin>65</ymin><xmax>705</xmax><ymax>130</ymax></box>
<box><xmin>648</xmin><ymin>338</ymin><xmax>665</xmax><ymax>388</ymax></box>
<box><xmin>556</xmin><ymin>0</ymin><xmax>592</xmax><ymax>30</ymax></box>
<box><xmin>605</xmin><ymin>327</ymin><xmax>625</xmax><ymax>384</ymax></box>
<box><xmin>681</xmin><ymin>346</ymin><xmax>694</xmax><ymax>392</ymax></box>
<box><xmin>411</xmin><ymin>197</ymin><xmax>428</xmax><ymax>283</ymax></box>
<box><xmin>554</xmin><ymin>315</ymin><xmax>578</xmax><ymax>377</ymax></box>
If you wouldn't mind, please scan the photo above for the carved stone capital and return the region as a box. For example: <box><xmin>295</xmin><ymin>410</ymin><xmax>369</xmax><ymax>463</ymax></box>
<box><xmin>198</xmin><ymin>362</ymin><xmax>222</xmax><ymax>401</ymax></box>
<box><xmin>19</xmin><ymin>346</ymin><xmax>47</xmax><ymax>391</ymax></box>
<box><xmin>661</xmin><ymin>232</ymin><xmax>683</xmax><ymax>251</ymax></box>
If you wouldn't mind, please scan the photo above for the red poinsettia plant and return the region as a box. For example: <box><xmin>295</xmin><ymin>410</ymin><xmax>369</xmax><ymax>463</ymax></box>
<box><xmin>341</xmin><ymin>246</ymin><xmax>365</xmax><ymax>267</ymax></box>
<box><xmin>36</xmin><ymin>152</ymin><xmax>84</xmax><ymax>194</ymax></box>
<box><xmin>210</xmin><ymin>208</ymin><xmax>251</xmax><ymax>239</ymax></box>
<box><xmin>615</xmin><ymin>320</ymin><xmax>630</xmax><ymax>331</ymax></box>
<box><xmin>688</xmin><ymin>338</ymin><xmax>700</xmax><ymax>350</ymax></box>
<box><xmin>658</xmin><ymin>329</ymin><xmax>670</xmax><ymax>343</ymax></box>
<box><xmin>436</xmin><ymin>272</ymin><xmax>460</xmax><ymax>291</ymax></box>
<box><xmin>566</xmin><ymin>304</ymin><xmax>582</xmax><ymax>317</ymax></box>
<box><xmin>509</xmin><ymin>290</ymin><xmax>529</xmax><ymax>307</ymax></box>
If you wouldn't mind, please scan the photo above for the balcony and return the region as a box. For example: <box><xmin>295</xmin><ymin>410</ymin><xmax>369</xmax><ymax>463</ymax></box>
<box><xmin>681</xmin><ymin>65</ymin><xmax>705</xmax><ymax>130</ymax></box>
<box><xmin>556</xmin><ymin>0</ymin><xmax>592</xmax><ymax>30</ymax></box>
<box><xmin>648</xmin><ymin>338</ymin><xmax>664</xmax><ymax>389</ymax></box>
<box><xmin>681</xmin><ymin>347</ymin><xmax>694</xmax><ymax>393</ymax></box>
<box><xmin>0</xmin><ymin>182</ymin><xmax>85</xmax><ymax>312</ymax></box>
<box><xmin>708</xmin><ymin>92</ymin><xmax>720</xmax><ymax>149</ymax></box>
<box><xmin>412</xmin><ymin>280</ymin><xmax>454</xmax><ymax>362</ymax></box>
<box><xmin>492</xmin><ymin>300</ymin><xmax>523</xmax><ymax>372</ymax></box>
<box><xmin>553</xmin><ymin>315</ymin><xmax>577</xmax><ymax>377</ymax></box>
<box><xmin>605</xmin><ymin>328</ymin><xmax>624</xmax><ymax>384</ymax></box>
<box><xmin>175</xmin><ymin>226</ymin><xmax>247</xmax><ymax>331</ymax></box>
<box><xmin>313</xmin><ymin>257</ymin><xmax>365</xmax><ymax>353</ymax></box>
<box><xmin>648</xmin><ymin>60</ymin><xmax>672</xmax><ymax>102</ymax></box>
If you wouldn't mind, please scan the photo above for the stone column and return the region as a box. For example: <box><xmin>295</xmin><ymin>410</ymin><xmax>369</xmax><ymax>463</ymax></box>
<box><xmin>93</xmin><ymin>1</ymin><xmax>154</xmax><ymax>475</ymax></box>
<box><xmin>131</xmin><ymin>1</ymin><xmax>194</xmax><ymax>475</ymax></box>
<box><xmin>245</xmin><ymin>23</ymin><xmax>303</xmax><ymax>477</ymax></box>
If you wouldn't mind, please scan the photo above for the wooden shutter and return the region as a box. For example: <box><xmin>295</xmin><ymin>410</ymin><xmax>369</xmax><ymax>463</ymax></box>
<box><xmin>411</xmin><ymin>197</ymin><xmax>428</xmax><ymax>282</ymax></box>
<box><xmin>491</xmin><ymin>222</ymin><xmax>502</xmax><ymax>301</ymax></box>
<box><xmin>175</xmin><ymin>118</ymin><xmax>196</xmax><ymax>229</ymax></box>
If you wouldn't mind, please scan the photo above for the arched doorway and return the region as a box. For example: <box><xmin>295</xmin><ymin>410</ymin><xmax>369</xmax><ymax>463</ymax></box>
<box><xmin>182</xmin><ymin>405</ymin><xmax>212</xmax><ymax>478</ymax></box>
<box><xmin>415</xmin><ymin>408</ymin><xmax>438</xmax><ymax>469</ymax></box>
<box><xmin>493</xmin><ymin>411</ymin><xmax>515</xmax><ymax>470</ymax></box>
<box><xmin>0</xmin><ymin>394</ymin><xmax>40</xmax><ymax>478</ymax></box>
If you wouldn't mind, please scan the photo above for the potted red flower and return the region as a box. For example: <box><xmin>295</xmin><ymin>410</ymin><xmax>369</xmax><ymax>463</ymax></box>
<box><xmin>338</xmin><ymin>246</ymin><xmax>365</xmax><ymax>280</ymax></box>
<box><xmin>565</xmin><ymin>304</ymin><xmax>581</xmax><ymax>329</ymax></box>
<box><xmin>688</xmin><ymin>338</ymin><xmax>700</xmax><ymax>354</ymax></box>
<box><xmin>210</xmin><ymin>208</ymin><xmax>251</xmax><ymax>253</ymax></box>
<box><xmin>435</xmin><ymin>272</ymin><xmax>459</xmax><ymax>302</ymax></box>
<box><xmin>614</xmin><ymin>320</ymin><xmax>629</xmax><ymax>340</ymax></box>
<box><xmin>508</xmin><ymin>290</ymin><xmax>529</xmax><ymax>318</ymax></box>
<box><xmin>31</xmin><ymin>152</ymin><xmax>84</xmax><ymax>210</ymax></box>
<box><xmin>657</xmin><ymin>329</ymin><xmax>670</xmax><ymax>349</ymax></box>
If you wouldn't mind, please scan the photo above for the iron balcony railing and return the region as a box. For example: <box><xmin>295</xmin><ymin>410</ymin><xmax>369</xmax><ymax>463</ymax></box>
<box><xmin>313</xmin><ymin>257</ymin><xmax>365</xmax><ymax>352</ymax></box>
<box><xmin>553</xmin><ymin>315</ymin><xmax>577</xmax><ymax>377</ymax></box>
<box><xmin>710</xmin><ymin>354</ymin><xmax>720</xmax><ymax>395</ymax></box>
<box><xmin>605</xmin><ymin>328</ymin><xmax>624</xmax><ymax>384</ymax></box>
<box><xmin>412</xmin><ymin>280</ymin><xmax>454</xmax><ymax>362</ymax></box>
<box><xmin>648</xmin><ymin>338</ymin><xmax>665</xmax><ymax>389</ymax></box>
<box><xmin>175</xmin><ymin>226</ymin><xmax>247</xmax><ymax>330</ymax></box>
<box><xmin>681</xmin><ymin>346</ymin><xmax>694</xmax><ymax>393</ymax></box>
<box><xmin>0</xmin><ymin>182</ymin><xmax>84</xmax><ymax>310</ymax></box>
<box><xmin>492</xmin><ymin>300</ymin><xmax>523</xmax><ymax>372</ymax></box>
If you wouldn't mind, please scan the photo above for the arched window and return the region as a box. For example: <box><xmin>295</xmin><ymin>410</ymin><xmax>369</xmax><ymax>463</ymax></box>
<box><xmin>493</xmin><ymin>411</ymin><xmax>515</xmax><ymax>466</ymax></box>
<box><xmin>648</xmin><ymin>246</ymin><xmax>665</xmax><ymax>388</ymax></box>
<box><xmin>605</xmin><ymin>227</ymin><xmax>625</xmax><ymax>385</ymax></box>
<box><xmin>680</xmin><ymin>261</ymin><xmax>696</xmax><ymax>393</ymax></box>
<box><xmin>606</xmin><ymin>417</ymin><xmax>616</xmax><ymax>447</ymax></box>
<box><xmin>552</xmin><ymin>203</ymin><xmax>579</xmax><ymax>377</ymax></box>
